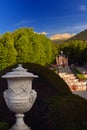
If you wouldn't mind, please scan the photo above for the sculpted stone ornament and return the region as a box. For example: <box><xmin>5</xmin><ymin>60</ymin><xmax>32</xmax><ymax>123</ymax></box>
<box><xmin>2</xmin><ymin>64</ymin><xmax>38</xmax><ymax>130</ymax></box>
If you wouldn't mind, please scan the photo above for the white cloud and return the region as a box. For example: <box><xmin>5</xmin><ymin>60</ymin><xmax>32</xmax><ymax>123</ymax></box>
<box><xmin>50</xmin><ymin>33</ymin><xmax>75</xmax><ymax>40</ymax></box>
<box><xmin>34</xmin><ymin>31</ymin><xmax>48</xmax><ymax>35</ymax></box>
<box><xmin>15</xmin><ymin>20</ymin><xmax>26</xmax><ymax>26</ymax></box>
<box><xmin>15</xmin><ymin>20</ymin><xmax>29</xmax><ymax>27</ymax></box>
<box><xmin>15</xmin><ymin>19</ymin><xmax>33</xmax><ymax>27</ymax></box>
<box><xmin>49</xmin><ymin>23</ymin><xmax>87</xmax><ymax>39</ymax></box>
<box><xmin>66</xmin><ymin>24</ymin><xmax>87</xmax><ymax>32</ymax></box>
<box><xmin>54</xmin><ymin>23</ymin><xmax>87</xmax><ymax>35</ymax></box>
<box><xmin>79</xmin><ymin>5</ymin><xmax>87</xmax><ymax>11</ymax></box>
<box><xmin>40</xmin><ymin>32</ymin><xmax>48</xmax><ymax>35</ymax></box>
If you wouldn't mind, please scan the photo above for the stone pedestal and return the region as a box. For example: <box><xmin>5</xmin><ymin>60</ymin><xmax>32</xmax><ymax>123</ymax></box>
<box><xmin>11</xmin><ymin>114</ymin><xmax>30</xmax><ymax>130</ymax></box>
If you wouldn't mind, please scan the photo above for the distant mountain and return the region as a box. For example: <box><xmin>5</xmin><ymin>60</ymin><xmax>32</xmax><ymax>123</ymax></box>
<box><xmin>51</xmin><ymin>39</ymin><xmax>66</xmax><ymax>44</ymax></box>
<box><xmin>69</xmin><ymin>29</ymin><xmax>87</xmax><ymax>41</ymax></box>
<box><xmin>51</xmin><ymin>29</ymin><xmax>87</xmax><ymax>43</ymax></box>
<box><xmin>50</xmin><ymin>33</ymin><xmax>75</xmax><ymax>40</ymax></box>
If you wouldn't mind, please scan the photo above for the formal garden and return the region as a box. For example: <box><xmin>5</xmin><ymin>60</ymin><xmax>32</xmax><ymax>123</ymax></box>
<box><xmin>0</xmin><ymin>28</ymin><xmax>87</xmax><ymax>130</ymax></box>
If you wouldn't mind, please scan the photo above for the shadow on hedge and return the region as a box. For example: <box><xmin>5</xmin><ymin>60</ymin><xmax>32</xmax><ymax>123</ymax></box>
<box><xmin>0</xmin><ymin>63</ymin><xmax>87</xmax><ymax>130</ymax></box>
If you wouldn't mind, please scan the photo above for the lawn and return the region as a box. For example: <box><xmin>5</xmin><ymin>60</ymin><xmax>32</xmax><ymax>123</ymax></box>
<box><xmin>71</xmin><ymin>67</ymin><xmax>87</xmax><ymax>81</ymax></box>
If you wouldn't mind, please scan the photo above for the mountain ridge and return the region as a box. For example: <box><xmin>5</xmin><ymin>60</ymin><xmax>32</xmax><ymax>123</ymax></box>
<box><xmin>68</xmin><ymin>29</ymin><xmax>87</xmax><ymax>41</ymax></box>
<box><xmin>51</xmin><ymin>29</ymin><xmax>87</xmax><ymax>43</ymax></box>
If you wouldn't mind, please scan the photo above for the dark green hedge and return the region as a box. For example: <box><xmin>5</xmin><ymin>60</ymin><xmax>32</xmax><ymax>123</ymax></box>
<box><xmin>0</xmin><ymin>62</ymin><xmax>71</xmax><ymax>96</ymax></box>
<box><xmin>45</xmin><ymin>95</ymin><xmax>87</xmax><ymax>130</ymax></box>
<box><xmin>0</xmin><ymin>63</ymin><xmax>87</xmax><ymax>130</ymax></box>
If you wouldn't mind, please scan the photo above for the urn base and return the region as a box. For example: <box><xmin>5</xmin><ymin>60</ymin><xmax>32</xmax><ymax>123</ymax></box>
<box><xmin>10</xmin><ymin>114</ymin><xmax>30</xmax><ymax>130</ymax></box>
<box><xmin>10</xmin><ymin>125</ymin><xmax>30</xmax><ymax>130</ymax></box>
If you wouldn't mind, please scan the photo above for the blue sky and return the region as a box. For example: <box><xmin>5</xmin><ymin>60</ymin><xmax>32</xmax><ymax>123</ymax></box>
<box><xmin>1</xmin><ymin>0</ymin><xmax>87</xmax><ymax>37</ymax></box>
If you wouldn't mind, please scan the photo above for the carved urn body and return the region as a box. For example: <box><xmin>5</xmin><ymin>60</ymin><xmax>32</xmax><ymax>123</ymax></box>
<box><xmin>2</xmin><ymin>64</ymin><xmax>38</xmax><ymax>130</ymax></box>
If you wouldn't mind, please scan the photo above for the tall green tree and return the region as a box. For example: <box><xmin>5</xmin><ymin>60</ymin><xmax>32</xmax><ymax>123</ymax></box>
<box><xmin>13</xmin><ymin>27</ymin><xmax>56</xmax><ymax>65</ymax></box>
<box><xmin>0</xmin><ymin>32</ymin><xmax>17</xmax><ymax>70</ymax></box>
<box><xmin>56</xmin><ymin>40</ymin><xmax>87</xmax><ymax>65</ymax></box>
<box><xmin>0</xmin><ymin>27</ymin><xmax>57</xmax><ymax>70</ymax></box>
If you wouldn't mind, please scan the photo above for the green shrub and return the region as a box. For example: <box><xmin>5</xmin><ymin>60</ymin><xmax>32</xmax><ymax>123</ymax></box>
<box><xmin>81</xmin><ymin>121</ymin><xmax>87</xmax><ymax>130</ymax></box>
<box><xmin>0</xmin><ymin>122</ymin><xmax>8</xmax><ymax>130</ymax></box>
<box><xmin>45</xmin><ymin>94</ymin><xmax>87</xmax><ymax>130</ymax></box>
<box><xmin>0</xmin><ymin>62</ymin><xmax>71</xmax><ymax>95</ymax></box>
<box><xmin>72</xmin><ymin>67</ymin><xmax>87</xmax><ymax>80</ymax></box>
<box><xmin>0</xmin><ymin>63</ymin><xmax>87</xmax><ymax>130</ymax></box>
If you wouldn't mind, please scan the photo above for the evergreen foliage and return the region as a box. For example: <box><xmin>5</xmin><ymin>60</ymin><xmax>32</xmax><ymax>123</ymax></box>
<box><xmin>56</xmin><ymin>40</ymin><xmax>87</xmax><ymax>65</ymax></box>
<box><xmin>0</xmin><ymin>63</ymin><xmax>87</xmax><ymax>130</ymax></box>
<box><xmin>46</xmin><ymin>95</ymin><xmax>87</xmax><ymax>130</ymax></box>
<box><xmin>0</xmin><ymin>32</ymin><xmax>17</xmax><ymax>70</ymax></box>
<box><xmin>71</xmin><ymin>67</ymin><xmax>87</xmax><ymax>80</ymax></box>
<box><xmin>52</xmin><ymin>29</ymin><xmax>87</xmax><ymax>65</ymax></box>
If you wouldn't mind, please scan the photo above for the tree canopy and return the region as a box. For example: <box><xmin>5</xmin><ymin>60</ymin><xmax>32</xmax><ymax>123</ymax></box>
<box><xmin>56</xmin><ymin>40</ymin><xmax>87</xmax><ymax>65</ymax></box>
<box><xmin>0</xmin><ymin>27</ymin><xmax>57</xmax><ymax>70</ymax></box>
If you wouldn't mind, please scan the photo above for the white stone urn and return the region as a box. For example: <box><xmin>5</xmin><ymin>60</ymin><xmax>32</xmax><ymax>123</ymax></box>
<box><xmin>2</xmin><ymin>64</ymin><xmax>38</xmax><ymax>130</ymax></box>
